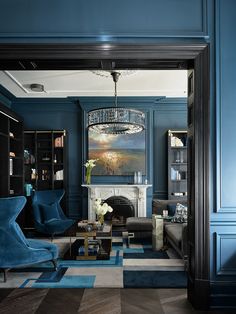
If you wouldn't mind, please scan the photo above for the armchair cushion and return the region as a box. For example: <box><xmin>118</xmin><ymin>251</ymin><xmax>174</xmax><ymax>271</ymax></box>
<box><xmin>40</xmin><ymin>202</ymin><xmax>60</xmax><ymax>222</ymax></box>
<box><xmin>32</xmin><ymin>189</ymin><xmax>75</xmax><ymax>236</ymax></box>
<box><xmin>27</xmin><ymin>239</ymin><xmax>58</xmax><ymax>260</ymax></box>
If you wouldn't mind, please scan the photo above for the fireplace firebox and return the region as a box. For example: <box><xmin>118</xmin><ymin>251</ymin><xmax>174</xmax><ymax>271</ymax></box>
<box><xmin>104</xmin><ymin>196</ymin><xmax>135</xmax><ymax>227</ymax></box>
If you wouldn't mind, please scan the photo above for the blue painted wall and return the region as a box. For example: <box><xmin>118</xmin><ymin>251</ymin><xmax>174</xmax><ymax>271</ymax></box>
<box><xmin>1</xmin><ymin>0</ymin><xmax>236</xmax><ymax>307</ymax></box>
<box><xmin>209</xmin><ymin>0</ymin><xmax>236</xmax><ymax>306</ymax></box>
<box><xmin>0</xmin><ymin>0</ymin><xmax>208</xmax><ymax>41</ymax></box>
<box><xmin>80</xmin><ymin>96</ymin><xmax>187</xmax><ymax>217</ymax></box>
<box><xmin>10</xmin><ymin>95</ymin><xmax>187</xmax><ymax>219</ymax></box>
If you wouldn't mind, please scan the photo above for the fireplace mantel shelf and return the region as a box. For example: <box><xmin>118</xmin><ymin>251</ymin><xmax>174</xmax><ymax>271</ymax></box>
<box><xmin>82</xmin><ymin>184</ymin><xmax>152</xmax><ymax>220</ymax></box>
<box><xmin>82</xmin><ymin>184</ymin><xmax>152</xmax><ymax>188</ymax></box>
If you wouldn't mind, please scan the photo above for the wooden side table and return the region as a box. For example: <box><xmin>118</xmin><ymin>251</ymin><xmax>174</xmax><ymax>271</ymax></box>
<box><xmin>76</xmin><ymin>231</ymin><xmax>97</xmax><ymax>260</ymax></box>
<box><xmin>67</xmin><ymin>222</ymin><xmax>112</xmax><ymax>260</ymax></box>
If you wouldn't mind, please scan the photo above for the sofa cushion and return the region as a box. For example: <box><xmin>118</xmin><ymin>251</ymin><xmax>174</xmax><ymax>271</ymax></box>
<box><xmin>165</xmin><ymin>224</ymin><xmax>183</xmax><ymax>248</ymax></box>
<box><xmin>167</xmin><ymin>204</ymin><xmax>176</xmax><ymax>216</ymax></box>
<box><xmin>152</xmin><ymin>199</ymin><xmax>187</xmax><ymax>215</ymax></box>
<box><xmin>126</xmin><ymin>217</ymin><xmax>152</xmax><ymax>231</ymax></box>
<box><xmin>172</xmin><ymin>203</ymin><xmax>188</xmax><ymax>223</ymax></box>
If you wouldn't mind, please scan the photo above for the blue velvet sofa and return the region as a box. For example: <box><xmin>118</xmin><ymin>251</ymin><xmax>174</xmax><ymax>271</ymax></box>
<box><xmin>0</xmin><ymin>196</ymin><xmax>58</xmax><ymax>282</ymax></box>
<box><xmin>152</xmin><ymin>199</ymin><xmax>188</xmax><ymax>259</ymax></box>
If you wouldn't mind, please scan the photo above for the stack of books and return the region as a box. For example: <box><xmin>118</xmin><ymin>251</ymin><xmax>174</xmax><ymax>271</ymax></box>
<box><xmin>78</xmin><ymin>239</ymin><xmax>100</xmax><ymax>256</ymax></box>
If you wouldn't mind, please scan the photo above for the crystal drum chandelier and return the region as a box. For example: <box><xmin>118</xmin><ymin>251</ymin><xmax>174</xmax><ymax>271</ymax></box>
<box><xmin>87</xmin><ymin>72</ymin><xmax>145</xmax><ymax>135</ymax></box>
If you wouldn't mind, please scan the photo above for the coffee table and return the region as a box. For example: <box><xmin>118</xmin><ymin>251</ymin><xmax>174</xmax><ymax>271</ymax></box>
<box><xmin>65</xmin><ymin>221</ymin><xmax>112</xmax><ymax>260</ymax></box>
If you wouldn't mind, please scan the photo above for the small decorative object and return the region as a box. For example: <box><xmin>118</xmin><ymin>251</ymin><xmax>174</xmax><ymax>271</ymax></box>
<box><xmin>134</xmin><ymin>171</ymin><xmax>142</xmax><ymax>184</ymax></box>
<box><xmin>84</xmin><ymin>159</ymin><xmax>98</xmax><ymax>184</ymax></box>
<box><xmin>53</xmin><ymin>154</ymin><xmax>57</xmax><ymax>163</ymax></box>
<box><xmin>9</xmin><ymin>151</ymin><xmax>15</xmax><ymax>157</ymax></box>
<box><xmin>137</xmin><ymin>171</ymin><xmax>142</xmax><ymax>184</ymax></box>
<box><xmin>42</xmin><ymin>153</ymin><xmax>50</xmax><ymax>161</ymax></box>
<box><xmin>93</xmin><ymin>198</ymin><xmax>113</xmax><ymax>225</ymax></box>
<box><xmin>163</xmin><ymin>210</ymin><xmax>168</xmax><ymax>217</ymax></box>
<box><xmin>9</xmin><ymin>158</ymin><xmax>13</xmax><ymax>176</ymax></box>
<box><xmin>86</xmin><ymin>223</ymin><xmax>93</xmax><ymax>232</ymax></box>
<box><xmin>24</xmin><ymin>184</ymin><xmax>33</xmax><ymax>197</ymax></box>
<box><xmin>31</xmin><ymin>169</ymin><xmax>37</xmax><ymax>180</ymax></box>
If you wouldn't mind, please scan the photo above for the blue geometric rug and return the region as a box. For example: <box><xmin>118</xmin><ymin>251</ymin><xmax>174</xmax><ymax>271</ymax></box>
<box><xmin>123</xmin><ymin>270</ymin><xmax>187</xmax><ymax>288</ymax></box>
<box><xmin>124</xmin><ymin>249</ymin><xmax>169</xmax><ymax>259</ymax></box>
<box><xmin>3</xmin><ymin>238</ymin><xmax>186</xmax><ymax>289</ymax></box>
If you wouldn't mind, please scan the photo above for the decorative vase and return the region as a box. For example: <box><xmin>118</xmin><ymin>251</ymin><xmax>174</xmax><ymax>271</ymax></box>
<box><xmin>85</xmin><ymin>168</ymin><xmax>92</xmax><ymax>184</ymax></box>
<box><xmin>98</xmin><ymin>214</ymin><xmax>104</xmax><ymax>225</ymax></box>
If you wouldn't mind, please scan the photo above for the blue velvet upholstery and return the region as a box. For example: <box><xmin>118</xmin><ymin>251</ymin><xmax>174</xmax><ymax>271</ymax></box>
<box><xmin>0</xmin><ymin>196</ymin><xmax>58</xmax><ymax>281</ymax></box>
<box><xmin>32</xmin><ymin>190</ymin><xmax>75</xmax><ymax>236</ymax></box>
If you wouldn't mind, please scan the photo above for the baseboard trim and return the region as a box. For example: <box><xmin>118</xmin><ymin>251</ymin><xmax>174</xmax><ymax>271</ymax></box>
<box><xmin>210</xmin><ymin>281</ymin><xmax>236</xmax><ymax>309</ymax></box>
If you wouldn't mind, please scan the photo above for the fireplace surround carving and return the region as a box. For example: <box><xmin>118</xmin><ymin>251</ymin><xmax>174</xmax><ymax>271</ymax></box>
<box><xmin>82</xmin><ymin>184</ymin><xmax>152</xmax><ymax>221</ymax></box>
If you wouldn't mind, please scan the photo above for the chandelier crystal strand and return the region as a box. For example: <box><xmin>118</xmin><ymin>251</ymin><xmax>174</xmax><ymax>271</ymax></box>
<box><xmin>87</xmin><ymin>71</ymin><xmax>145</xmax><ymax>135</ymax></box>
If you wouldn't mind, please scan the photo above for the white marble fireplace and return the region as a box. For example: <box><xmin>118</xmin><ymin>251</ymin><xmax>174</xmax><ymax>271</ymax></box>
<box><xmin>82</xmin><ymin>184</ymin><xmax>152</xmax><ymax>221</ymax></box>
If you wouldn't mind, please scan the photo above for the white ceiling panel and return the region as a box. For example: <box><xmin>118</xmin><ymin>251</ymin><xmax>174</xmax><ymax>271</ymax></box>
<box><xmin>0</xmin><ymin>70</ymin><xmax>187</xmax><ymax>98</ymax></box>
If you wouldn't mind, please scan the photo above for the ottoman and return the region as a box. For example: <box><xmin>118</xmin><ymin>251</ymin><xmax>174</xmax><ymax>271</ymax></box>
<box><xmin>125</xmin><ymin>217</ymin><xmax>153</xmax><ymax>247</ymax></box>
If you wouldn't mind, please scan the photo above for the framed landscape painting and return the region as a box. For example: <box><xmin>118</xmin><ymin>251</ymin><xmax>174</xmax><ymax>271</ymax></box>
<box><xmin>88</xmin><ymin>130</ymin><xmax>146</xmax><ymax>175</ymax></box>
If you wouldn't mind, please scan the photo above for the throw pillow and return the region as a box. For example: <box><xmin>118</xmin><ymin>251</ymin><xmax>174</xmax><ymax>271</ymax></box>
<box><xmin>40</xmin><ymin>202</ymin><xmax>60</xmax><ymax>222</ymax></box>
<box><xmin>167</xmin><ymin>204</ymin><xmax>176</xmax><ymax>217</ymax></box>
<box><xmin>172</xmin><ymin>203</ymin><xmax>188</xmax><ymax>223</ymax></box>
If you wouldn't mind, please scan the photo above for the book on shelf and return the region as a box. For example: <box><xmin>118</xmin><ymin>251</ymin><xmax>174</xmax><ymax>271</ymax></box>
<box><xmin>54</xmin><ymin>135</ymin><xmax>64</xmax><ymax>148</ymax></box>
<box><xmin>9</xmin><ymin>158</ymin><xmax>13</xmax><ymax>175</ymax></box>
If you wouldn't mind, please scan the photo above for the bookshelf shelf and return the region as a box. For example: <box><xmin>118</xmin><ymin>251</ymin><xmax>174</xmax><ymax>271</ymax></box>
<box><xmin>0</xmin><ymin>103</ymin><xmax>24</xmax><ymax>198</ymax></box>
<box><xmin>168</xmin><ymin>130</ymin><xmax>188</xmax><ymax>200</ymax></box>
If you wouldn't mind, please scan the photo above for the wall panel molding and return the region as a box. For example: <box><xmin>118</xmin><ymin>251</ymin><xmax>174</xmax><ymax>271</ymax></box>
<box><xmin>215</xmin><ymin>232</ymin><xmax>236</xmax><ymax>276</ymax></box>
<box><xmin>0</xmin><ymin>0</ymin><xmax>208</xmax><ymax>40</ymax></box>
<box><xmin>215</xmin><ymin>0</ymin><xmax>236</xmax><ymax>212</ymax></box>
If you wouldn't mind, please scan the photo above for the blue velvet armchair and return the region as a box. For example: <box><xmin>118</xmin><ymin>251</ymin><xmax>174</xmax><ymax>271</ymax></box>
<box><xmin>0</xmin><ymin>196</ymin><xmax>58</xmax><ymax>282</ymax></box>
<box><xmin>32</xmin><ymin>189</ymin><xmax>75</xmax><ymax>237</ymax></box>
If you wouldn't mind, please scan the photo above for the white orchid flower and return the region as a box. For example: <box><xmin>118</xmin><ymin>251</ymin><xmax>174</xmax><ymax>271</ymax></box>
<box><xmin>84</xmin><ymin>159</ymin><xmax>99</xmax><ymax>168</ymax></box>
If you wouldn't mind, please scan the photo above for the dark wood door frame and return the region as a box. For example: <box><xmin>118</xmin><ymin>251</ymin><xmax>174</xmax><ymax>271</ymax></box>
<box><xmin>0</xmin><ymin>43</ymin><xmax>210</xmax><ymax>310</ymax></box>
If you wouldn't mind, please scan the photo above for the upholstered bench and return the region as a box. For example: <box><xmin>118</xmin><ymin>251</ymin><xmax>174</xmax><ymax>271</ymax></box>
<box><xmin>124</xmin><ymin>217</ymin><xmax>153</xmax><ymax>247</ymax></box>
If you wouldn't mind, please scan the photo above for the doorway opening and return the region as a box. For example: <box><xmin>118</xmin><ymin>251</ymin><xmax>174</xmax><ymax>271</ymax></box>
<box><xmin>0</xmin><ymin>43</ymin><xmax>210</xmax><ymax>309</ymax></box>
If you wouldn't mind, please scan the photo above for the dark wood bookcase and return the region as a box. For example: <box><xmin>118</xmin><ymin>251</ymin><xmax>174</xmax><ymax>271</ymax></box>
<box><xmin>0</xmin><ymin>103</ymin><xmax>24</xmax><ymax>197</ymax></box>
<box><xmin>24</xmin><ymin>130</ymin><xmax>67</xmax><ymax>191</ymax></box>
<box><xmin>23</xmin><ymin>130</ymin><xmax>68</xmax><ymax>229</ymax></box>
<box><xmin>167</xmin><ymin>130</ymin><xmax>188</xmax><ymax>200</ymax></box>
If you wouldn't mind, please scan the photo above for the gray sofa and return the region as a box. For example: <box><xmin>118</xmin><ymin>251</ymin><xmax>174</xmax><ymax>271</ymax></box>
<box><xmin>152</xmin><ymin>199</ymin><xmax>188</xmax><ymax>259</ymax></box>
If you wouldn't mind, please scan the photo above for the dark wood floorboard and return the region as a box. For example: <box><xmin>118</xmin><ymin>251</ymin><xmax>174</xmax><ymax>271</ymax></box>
<box><xmin>78</xmin><ymin>288</ymin><xmax>121</xmax><ymax>314</ymax></box>
<box><xmin>0</xmin><ymin>289</ymin><xmax>48</xmax><ymax>314</ymax></box>
<box><xmin>35</xmin><ymin>288</ymin><xmax>84</xmax><ymax>314</ymax></box>
<box><xmin>0</xmin><ymin>288</ymin><xmax>235</xmax><ymax>314</ymax></box>
<box><xmin>0</xmin><ymin>289</ymin><xmax>14</xmax><ymax>303</ymax></box>
<box><xmin>121</xmin><ymin>288</ymin><xmax>164</xmax><ymax>314</ymax></box>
